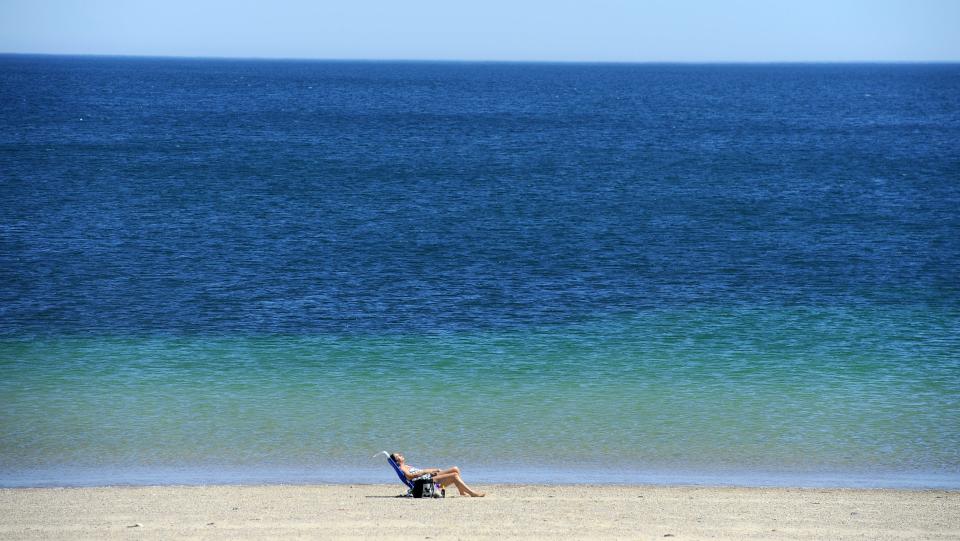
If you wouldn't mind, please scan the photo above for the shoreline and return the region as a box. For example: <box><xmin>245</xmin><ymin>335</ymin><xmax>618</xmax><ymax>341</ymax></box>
<box><xmin>2</xmin><ymin>484</ymin><xmax>957</xmax><ymax>540</ymax></box>
<box><xmin>4</xmin><ymin>466</ymin><xmax>960</xmax><ymax>491</ymax></box>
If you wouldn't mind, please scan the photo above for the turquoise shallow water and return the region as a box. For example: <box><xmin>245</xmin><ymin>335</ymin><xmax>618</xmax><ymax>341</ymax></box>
<box><xmin>3</xmin><ymin>306</ymin><xmax>958</xmax><ymax>487</ymax></box>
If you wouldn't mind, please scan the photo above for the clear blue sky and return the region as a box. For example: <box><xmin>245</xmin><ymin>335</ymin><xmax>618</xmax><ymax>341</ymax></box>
<box><xmin>1</xmin><ymin>0</ymin><xmax>958</xmax><ymax>62</ymax></box>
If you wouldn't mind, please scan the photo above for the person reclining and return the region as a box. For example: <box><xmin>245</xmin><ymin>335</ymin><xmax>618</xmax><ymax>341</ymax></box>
<box><xmin>390</xmin><ymin>452</ymin><xmax>485</xmax><ymax>497</ymax></box>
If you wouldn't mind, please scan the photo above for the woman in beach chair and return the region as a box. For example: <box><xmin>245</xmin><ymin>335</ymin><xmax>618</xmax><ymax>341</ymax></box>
<box><xmin>390</xmin><ymin>452</ymin><xmax>485</xmax><ymax>497</ymax></box>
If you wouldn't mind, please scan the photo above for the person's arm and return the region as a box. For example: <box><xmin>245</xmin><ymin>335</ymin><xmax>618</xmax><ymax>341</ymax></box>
<box><xmin>402</xmin><ymin>466</ymin><xmax>440</xmax><ymax>480</ymax></box>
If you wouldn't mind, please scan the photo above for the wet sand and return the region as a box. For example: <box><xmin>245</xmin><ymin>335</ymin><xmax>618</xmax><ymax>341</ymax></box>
<box><xmin>1</xmin><ymin>484</ymin><xmax>957</xmax><ymax>540</ymax></box>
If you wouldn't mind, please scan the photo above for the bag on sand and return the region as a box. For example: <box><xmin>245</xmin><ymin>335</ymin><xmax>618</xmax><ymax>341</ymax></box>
<box><xmin>412</xmin><ymin>477</ymin><xmax>444</xmax><ymax>498</ymax></box>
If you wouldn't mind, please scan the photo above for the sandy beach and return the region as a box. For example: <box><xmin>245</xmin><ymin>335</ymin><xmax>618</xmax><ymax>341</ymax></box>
<box><xmin>0</xmin><ymin>484</ymin><xmax>957</xmax><ymax>540</ymax></box>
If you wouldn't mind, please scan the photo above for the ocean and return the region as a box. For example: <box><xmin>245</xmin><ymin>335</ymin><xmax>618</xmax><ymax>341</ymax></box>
<box><xmin>1</xmin><ymin>55</ymin><xmax>958</xmax><ymax>488</ymax></box>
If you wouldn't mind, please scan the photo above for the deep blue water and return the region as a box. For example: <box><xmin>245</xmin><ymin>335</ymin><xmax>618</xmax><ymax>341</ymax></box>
<box><xmin>1</xmin><ymin>56</ymin><xmax>958</xmax><ymax>488</ymax></box>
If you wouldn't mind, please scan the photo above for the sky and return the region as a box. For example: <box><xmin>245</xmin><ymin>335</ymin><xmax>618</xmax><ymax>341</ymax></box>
<box><xmin>1</xmin><ymin>0</ymin><xmax>958</xmax><ymax>62</ymax></box>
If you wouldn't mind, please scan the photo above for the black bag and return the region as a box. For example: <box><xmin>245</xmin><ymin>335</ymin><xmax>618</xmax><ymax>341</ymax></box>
<box><xmin>412</xmin><ymin>477</ymin><xmax>443</xmax><ymax>498</ymax></box>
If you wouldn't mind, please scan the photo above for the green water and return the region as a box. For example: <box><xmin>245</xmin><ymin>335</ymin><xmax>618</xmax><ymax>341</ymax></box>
<box><xmin>2</xmin><ymin>305</ymin><xmax>958</xmax><ymax>487</ymax></box>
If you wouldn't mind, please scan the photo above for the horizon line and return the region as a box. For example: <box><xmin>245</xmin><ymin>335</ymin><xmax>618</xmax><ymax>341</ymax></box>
<box><xmin>2</xmin><ymin>51</ymin><xmax>959</xmax><ymax>65</ymax></box>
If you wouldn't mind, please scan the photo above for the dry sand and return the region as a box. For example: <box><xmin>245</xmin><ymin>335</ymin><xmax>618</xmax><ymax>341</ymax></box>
<box><xmin>0</xmin><ymin>484</ymin><xmax>957</xmax><ymax>540</ymax></box>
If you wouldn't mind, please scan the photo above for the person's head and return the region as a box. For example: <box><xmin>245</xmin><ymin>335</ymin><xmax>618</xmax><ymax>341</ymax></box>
<box><xmin>390</xmin><ymin>452</ymin><xmax>404</xmax><ymax>464</ymax></box>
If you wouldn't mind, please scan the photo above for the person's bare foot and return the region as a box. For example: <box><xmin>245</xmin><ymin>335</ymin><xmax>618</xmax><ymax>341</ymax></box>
<box><xmin>471</xmin><ymin>492</ymin><xmax>485</xmax><ymax>497</ymax></box>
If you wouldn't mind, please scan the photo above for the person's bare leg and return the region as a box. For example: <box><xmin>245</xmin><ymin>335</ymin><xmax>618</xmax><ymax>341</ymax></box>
<box><xmin>433</xmin><ymin>472</ymin><xmax>484</xmax><ymax>497</ymax></box>
<box><xmin>433</xmin><ymin>473</ymin><xmax>467</xmax><ymax>495</ymax></box>
<box><xmin>435</xmin><ymin>473</ymin><xmax>478</xmax><ymax>496</ymax></box>
<box><xmin>435</xmin><ymin>467</ymin><xmax>463</xmax><ymax>493</ymax></box>
<box><xmin>425</xmin><ymin>467</ymin><xmax>463</xmax><ymax>493</ymax></box>
<box><xmin>436</xmin><ymin>466</ymin><xmax>460</xmax><ymax>476</ymax></box>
